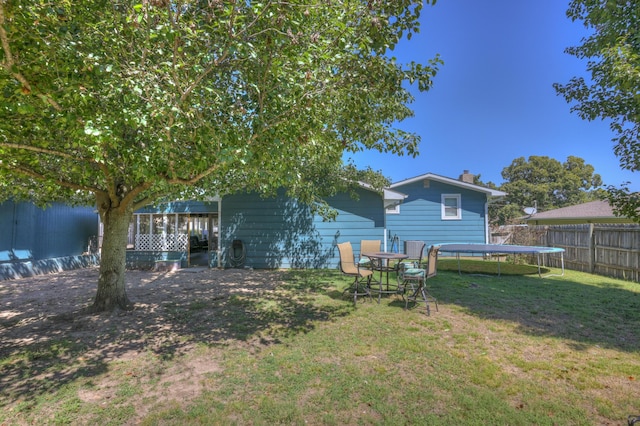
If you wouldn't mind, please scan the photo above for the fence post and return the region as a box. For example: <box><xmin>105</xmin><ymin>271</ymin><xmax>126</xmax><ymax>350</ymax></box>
<box><xmin>588</xmin><ymin>223</ymin><xmax>595</xmax><ymax>274</ymax></box>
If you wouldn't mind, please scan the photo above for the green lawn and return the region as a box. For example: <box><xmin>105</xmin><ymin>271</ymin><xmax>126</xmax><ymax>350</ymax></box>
<box><xmin>1</xmin><ymin>261</ymin><xmax>639</xmax><ymax>425</ymax></box>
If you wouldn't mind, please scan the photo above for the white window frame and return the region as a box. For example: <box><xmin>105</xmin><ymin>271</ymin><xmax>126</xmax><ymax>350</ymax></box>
<box><xmin>441</xmin><ymin>194</ymin><xmax>462</xmax><ymax>220</ymax></box>
<box><xmin>385</xmin><ymin>204</ymin><xmax>400</xmax><ymax>215</ymax></box>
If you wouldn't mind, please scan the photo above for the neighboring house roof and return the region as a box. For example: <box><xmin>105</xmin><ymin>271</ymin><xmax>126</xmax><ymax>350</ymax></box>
<box><xmin>525</xmin><ymin>200</ymin><xmax>634</xmax><ymax>225</ymax></box>
<box><xmin>389</xmin><ymin>172</ymin><xmax>507</xmax><ymax>197</ymax></box>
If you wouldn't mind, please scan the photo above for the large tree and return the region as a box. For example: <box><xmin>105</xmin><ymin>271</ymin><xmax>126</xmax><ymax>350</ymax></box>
<box><xmin>492</xmin><ymin>155</ymin><xmax>603</xmax><ymax>225</ymax></box>
<box><xmin>0</xmin><ymin>0</ymin><xmax>441</xmax><ymax>311</ymax></box>
<box><xmin>554</xmin><ymin>0</ymin><xmax>640</xmax><ymax>222</ymax></box>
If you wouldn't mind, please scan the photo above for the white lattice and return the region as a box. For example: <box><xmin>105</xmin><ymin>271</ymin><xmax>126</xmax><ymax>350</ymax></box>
<box><xmin>169</xmin><ymin>234</ymin><xmax>189</xmax><ymax>251</ymax></box>
<box><xmin>136</xmin><ymin>234</ymin><xmax>189</xmax><ymax>251</ymax></box>
<box><xmin>152</xmin><ymin>234</ymin><xmax>165</xmax><ymax>250</ymax></box>
<box><xmin>136</xmin><ymin>234</ymin><xmax>152</xmax><ymax>251</ymax></box>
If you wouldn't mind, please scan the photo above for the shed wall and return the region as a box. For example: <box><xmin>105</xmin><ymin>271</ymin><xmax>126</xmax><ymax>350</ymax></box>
<box><xmin>0</xmin><ymin>201</ymin><xmax>98</xmax><ymax>260</ymax></box>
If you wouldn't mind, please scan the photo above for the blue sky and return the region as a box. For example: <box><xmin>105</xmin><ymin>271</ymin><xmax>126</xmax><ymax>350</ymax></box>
<box><xmin>345</xmin><ymin>0</ymin><xmax>639</xmax><ymax>191</ymax></box>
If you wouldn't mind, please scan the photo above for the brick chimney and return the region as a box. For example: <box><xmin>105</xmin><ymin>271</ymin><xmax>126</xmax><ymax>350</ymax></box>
<box><xmin>459</xmin><ymin>170</ymin><xmax>475</xmax><ymax>184</ymax></box>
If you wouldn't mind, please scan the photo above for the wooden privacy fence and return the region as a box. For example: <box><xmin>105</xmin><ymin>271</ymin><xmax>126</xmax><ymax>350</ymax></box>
<box><xmin>531</xmin><ymin>224</ymin><xmax>640</xmax><ymax>283</ymax></box>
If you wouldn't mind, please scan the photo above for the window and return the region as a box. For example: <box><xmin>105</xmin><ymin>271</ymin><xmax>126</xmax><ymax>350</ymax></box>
<box><xmin>385</xmin><ymin>204</ymin><xmax>400</xmax><ymax>214</ymax></box>
<box><xmin>441</xmin><ymin>194</ymin><xmax>461</xmax><ymax>220</ymax></box>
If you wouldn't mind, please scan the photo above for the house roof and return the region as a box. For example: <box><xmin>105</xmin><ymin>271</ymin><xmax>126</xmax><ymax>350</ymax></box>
<box><xmin>525</xmin><ymin>200</ymin><xmax>634</xmax><ymax>225</ymax></box>
<box><xmin>357</xmin><ymin>181</ymin><xmax>407</xmax><ymax>208</ymax></box>
<box><xmin>390</xmin><ymin>173</ymin><xmax>507</xmax><ymax>197</ymax></box>
<box><xmin>382</xmin><ymin>187</ymin><xmax>407</xmax><ymax>202</ymax></box>
<box><xmin>382</xmin><ymin>188</ymin><xmax>407</xmax><ymax>209</ymax></box>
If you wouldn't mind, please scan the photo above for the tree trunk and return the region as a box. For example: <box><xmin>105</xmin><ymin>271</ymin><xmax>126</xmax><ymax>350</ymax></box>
<box><xmin>89</xmin><ymin>202</ymin><xmax>133</xmax><ymax>312</ymax></box>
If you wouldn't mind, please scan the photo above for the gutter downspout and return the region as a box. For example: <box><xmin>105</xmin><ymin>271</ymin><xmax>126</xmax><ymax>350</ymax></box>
<box><xmin>484</xmin><ymin>199</ymin><xmax>490</xmax><ymax>244</ymax></box>
<box><xmin>217</xmin><ymin>197</ymin><xmax>222</xmax><ymax>269</ymax></box>
<box><xmin>383</xmin><ymin>197</ymin><xmax>387</xmax><ymax>252</ymax></box>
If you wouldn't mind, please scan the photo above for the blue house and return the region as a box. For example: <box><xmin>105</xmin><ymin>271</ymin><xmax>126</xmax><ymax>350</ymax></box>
<box><xmin>124</xmin><ymin>170</ymin><xmax>504</xmax><ymax>270</ymax></box>
<box><xmin>1</xmin><ymin>170</ymin><xmax>505</xmax><ymax>276</ymax></box>
<box><xmin>386</xmin><ymin>171</ymin><xmax>506</xmax><ymax>252</ymax></box>
<box><xmin>126</xmin><ymin>185</ymin><xmax>405</xmax><ymax>270</ymax></box>
<box><xmin>220</xmin><ymin>186</ymin><xmax>405</xmax><ymax>269</ymax></box>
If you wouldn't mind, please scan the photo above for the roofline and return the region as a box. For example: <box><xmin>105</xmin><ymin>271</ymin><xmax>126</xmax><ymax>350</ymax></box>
<box><xmin>523</xmin><ymin>200</ymin><xmax>638</xmax><ymax>225</ymax></box>
<box><xmin>383</xmin><ymin>188</ymin><xmax>407</xmax><ymax>201</ymax></box>
<box><xmin>526</xmin><ymin>217</ymin><xmax>635</xmax><ymax>225</ymax></box>
<box><xmin>356</xmin><ymin>181</ymin><xmax>407</xmax><ymax>203</ymax></box>
<box><xmin>390</xmin><ymin>173</ymin><xmax>507</xmax><ymax>197</ymax></box>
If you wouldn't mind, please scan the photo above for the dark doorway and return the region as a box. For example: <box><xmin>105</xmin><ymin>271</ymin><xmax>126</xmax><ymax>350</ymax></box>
<box><xmin>188</xmin><ymin>215</ymin><xmax>218</xmax><ymax>267</ymax></box>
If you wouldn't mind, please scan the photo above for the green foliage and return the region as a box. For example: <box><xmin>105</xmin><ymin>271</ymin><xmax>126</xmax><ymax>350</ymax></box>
<box><xmin>605</xmin><ymin>182</ymin><xmax>640</xmax><ymax>221</ymax></box>
<box><xmin>491</xmin><ymin>155</ymin><xmax>602</xmax><ymax>225</ymax></box>
<box><xmin>0</xmin><ymin>1</ymin><xmax>441</xmax><ymax>310</ymax></box>
<box><xmin>554</xmin><ymin>0</ymin><xmax>640</xmax><ymax>222</ymax></box>
<box><xmin>0</xmin><ymin>0</ymin><xmax>440</xmax><ymax>210</ymax></box>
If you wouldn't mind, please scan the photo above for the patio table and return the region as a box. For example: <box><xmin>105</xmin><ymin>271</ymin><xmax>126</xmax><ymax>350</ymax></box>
<box><xmin>362</xmin><ymin>252</ymin><xmax>408</xmax><ymax>302</ymax></box>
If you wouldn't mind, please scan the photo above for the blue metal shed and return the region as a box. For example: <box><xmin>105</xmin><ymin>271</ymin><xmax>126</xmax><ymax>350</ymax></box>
<box><xmin>0</xmin><ymin>200</ymin><xmax>99</xmax><ymax>279</ymax></box>
<box><xmin>0</xmin><ymin>200</ymin><xmax>98</xmax><ymax>259</ymax></box>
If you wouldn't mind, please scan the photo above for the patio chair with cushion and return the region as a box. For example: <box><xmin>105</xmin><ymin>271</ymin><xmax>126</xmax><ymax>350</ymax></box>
<box><xmin>358</xmin><ymin>239</ymin><xmax>382</xmax><ymax>269</ymax></box>
<box><xmin>400</xmin><ymin>240</ymin><xmax>426</xmax><ymax>270</ymax></box>
<box><xmin>338</xmin><ymin>242</ymin><xmax>373</xmax><ymax>306</ymax></box>
<box><xmin>398</xmin><ymin>244</ymin><xmax>439</xmax><ymax>315</ymax></box>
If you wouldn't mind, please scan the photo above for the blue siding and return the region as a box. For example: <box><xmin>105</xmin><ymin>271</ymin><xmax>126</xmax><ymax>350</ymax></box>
<box><xmin>1</xmin><ymin>255</ymin><xmax>100</xmax><ymax>281</ymax></box>
<box><xmin>220</xmin><ymin>188</ymin><xmax>385</xmax><ymax>269</ymax></box>
<box><xmin>0</xmin><ymin>201</ymin><xmax>98</xmax><ymax>260</ymax></box>
<box><xmin>0</xmin><ymin>202</ymin><xmax>36</xmax><ymax>253</ymax></box>
<box><xmin>387</xmin><ymin>180</ymin><xmax>489</xmax><ymax>250</ymax></box>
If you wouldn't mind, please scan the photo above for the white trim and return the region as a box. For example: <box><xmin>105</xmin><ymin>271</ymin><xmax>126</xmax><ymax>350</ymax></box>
<box><xmin>484</xmin><ymin>201</ymin><xmax>489</xmax><ymax>243</ymax></box>
<box><xmin>441</xmin><ymin>194</ymin><xmax>462</xmax><ymax>220</ymax></box>
<box><xmin>385</xmin><ymin>204</ymin><xmax>400</xmax><ymax>214</ymax></box>
<box><xmin>390</xmin><ymin>173</ymin><xmax>507</xmax><ymax>197</ymax></box>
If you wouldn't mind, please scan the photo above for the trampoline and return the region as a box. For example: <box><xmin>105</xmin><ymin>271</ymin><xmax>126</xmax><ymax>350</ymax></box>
<box><xmin>435</xmin><ymin>243</ymin><xmax>565</xmax><ymax>277</ymax></box>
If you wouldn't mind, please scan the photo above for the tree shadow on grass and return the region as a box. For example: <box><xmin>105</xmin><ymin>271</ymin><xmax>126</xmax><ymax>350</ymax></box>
<box><xmin>0</xmin><ymin>268</ymin><xmax>351</xmax><ymax>411</ymax></box>
<box><xmin>430</xmin><ymin>268</ymin><xmax>640</xmax><ymax>353</ymax></box>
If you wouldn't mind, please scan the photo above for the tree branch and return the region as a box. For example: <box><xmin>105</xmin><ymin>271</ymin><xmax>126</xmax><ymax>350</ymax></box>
<box><xmin>0</xmin><ymin>3</ymin><xmax>63</xmax><ymax>111</ymax></box>
<box><xmin>0</xmin><ymin>142</ymin><xmax>96</xmax><ymax>163</ymax></box>
<box><xmin>3</xmin><ymin>163</ymin><xmax>101</xmax><ymax>194</ymax></box>
<box><xmin>119</xmin><ymin>180</ymin><xmax>153</xmax><ymax>212</ymax></box>
<box><xmin>165</xmin><ymin>163</ymin><xmax>220</xmax><ymax>186</ymax></box>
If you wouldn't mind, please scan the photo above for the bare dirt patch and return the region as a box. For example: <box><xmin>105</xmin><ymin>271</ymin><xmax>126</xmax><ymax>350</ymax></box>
<box><xmin>0</xmin><ymin>267</ymin><xmax>286</xmax><ymax>422</ymax></box>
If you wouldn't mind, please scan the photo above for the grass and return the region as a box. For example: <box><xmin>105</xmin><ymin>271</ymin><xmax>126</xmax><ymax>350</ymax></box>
<box><xmin>1</xmin><ymin>260</ymin><xmax>640</xmax><ymax>425</ymax></box>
